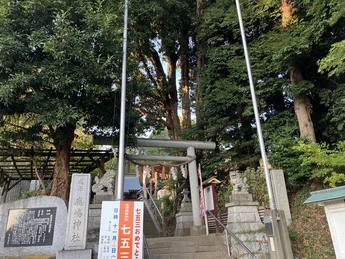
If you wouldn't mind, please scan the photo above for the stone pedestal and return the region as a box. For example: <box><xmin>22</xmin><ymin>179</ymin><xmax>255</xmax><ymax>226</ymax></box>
<box><xmin>175</xmin><ymin>202</ymin><xmax>194</xmax><ymax>236</ymax></box>
<box><xmin>88</xmin><ymin>204</ymin><xmax>102</xmax><ymax>231</ymax></box>
<box><xmin>92</xmin><ymin>193</ymin><xmax>114</xmax><ymax>204</ymax></box>
<box><xmin>190</xmin><ymin>225</ymin><xmax>206</xmax><ymax>236</ymax></box>
<box><xmin>226</xmin><ymin>192</ymin><xmax>269</xmax><ymax>258</ymax></box>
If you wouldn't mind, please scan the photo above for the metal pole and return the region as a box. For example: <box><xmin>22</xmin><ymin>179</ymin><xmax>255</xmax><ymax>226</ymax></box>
<box><xmin>234</xmin><ymin>0</ymin><xmax>276</xmax><ymax>210</ymax></box>
<box><xmin>116</xmin><ymin>0</ymin><xmax>129</xmax><ymax>201</ymax></box>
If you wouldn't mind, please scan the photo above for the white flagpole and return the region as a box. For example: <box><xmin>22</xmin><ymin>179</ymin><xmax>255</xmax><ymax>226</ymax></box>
<box><xmin>116</xmin><ymin>0</ymin><xmax>129</xmax><ymax>201</ymax></box>
<box><xmin>234</xmin><ymin>0</ymin><xmax>276</xmax><ymax>210</ymax></box>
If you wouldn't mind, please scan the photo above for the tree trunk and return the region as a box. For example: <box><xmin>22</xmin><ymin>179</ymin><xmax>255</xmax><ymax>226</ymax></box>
<box><xmin>50</xmin><ymin>123</ymin><xmax>76</xmax><ymax>202</ymax></box>
<box><xmin>166</xmin><ymin>53</ymin><xmax>181</xmax><ymax>139</ymax></box>
<box><xmin>281</xmin><ymin>1</ymin><xmax>315</xmax><ymax>142</ymax></box>
<box><xmin>146</xmin><ymin>49</ymin><xmax>181</xmax><ymax>139</ymax></box>
<box><xmin>290</xmin><ymin>67</ymin><xmax>316</xmax><ymax>142</ymax></box>
<box><xmin>195</xmin><ymin>0</ymin><xmax>204</xmax><ymax>127</ymax></box>
<box><xmin>180</xmin><ymin>28</ymin><xmax>191</xmax><ymax>129</ymax></box>
<box><xmin>281</xmin><ymin>0</ymin><xmax>294</xmax><ymax>28</ymax></box>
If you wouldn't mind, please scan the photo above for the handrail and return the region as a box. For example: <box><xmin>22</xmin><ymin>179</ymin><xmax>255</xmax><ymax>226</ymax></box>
<box><xmin>143</xmin><ymin>235</ymin><xmax>152</xmax><ymax>259</ymax></box>
<box><xmin>137</xmin><ymin>188</ymin><xmax>165</xmax><ymax>235</ymax></box>
<box><xmin>206</xmin><ymin>210</ymin><xmax>257</xmax><ymax>259</ymax></box>
<box><xmin>142</xmin><ymin>187</ymin><xmax>163</xmax><ymax>220</ymax></box>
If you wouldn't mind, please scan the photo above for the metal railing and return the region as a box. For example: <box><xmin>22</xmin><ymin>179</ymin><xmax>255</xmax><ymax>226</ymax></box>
<box><xmin>143</xmin><ymin>235</ymin><xmax>152</xmax><ymax>259</ymax></box>
<box><xmin>137</xmin><ymin>187</ymin><xmax>165</xmax><ymax>235</ymax></box>
<box><xmin>143</xmin><ymin>187</ymin><xmax>163</xmax><ymax>219</ymax></box>
<box><xmin>206</xmin><ymin>210</ymin><xmax>257</xmax><ymax>259</ymax></box>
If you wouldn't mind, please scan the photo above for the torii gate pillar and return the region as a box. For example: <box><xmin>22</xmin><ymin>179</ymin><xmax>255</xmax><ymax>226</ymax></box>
<box><xmin>93</xmin><ymin>137</ymin><xmax>215</xmax><ymax>234</ymax></box>
<box><xmin>187</xmin><ymin>147</ymin><xmax>203</xmax><ymax>233</ymax></box>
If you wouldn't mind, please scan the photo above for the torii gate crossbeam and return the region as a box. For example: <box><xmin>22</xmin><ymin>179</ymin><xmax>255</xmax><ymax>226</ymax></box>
<box><xmin>93</xmin><ymin>137</ymin><xmax>216</xmax><ymax>233</ymax></box>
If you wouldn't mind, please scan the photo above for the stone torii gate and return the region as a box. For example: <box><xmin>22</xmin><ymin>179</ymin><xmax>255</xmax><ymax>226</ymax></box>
<box><xmin>94</xmin><ymin>137</ymin><xmax>216</xmax><ymax>234</ymax></box>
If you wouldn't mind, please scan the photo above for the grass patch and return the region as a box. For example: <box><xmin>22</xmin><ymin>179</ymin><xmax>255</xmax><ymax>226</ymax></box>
<box><xmin>289</xmin><ymin>186</ymin><xmax>335</xmax><ymax>258</ymax></box>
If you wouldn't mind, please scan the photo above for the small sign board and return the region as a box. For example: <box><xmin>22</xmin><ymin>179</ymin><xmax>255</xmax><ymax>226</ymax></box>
<box><xmin>264</xmin><ymin>215</ymin><xmax>274</xmax><ymax>237</ymax></box>
<box><xmin>98</xmin><ymin>201</ymin><xmax>144</xmax><ymax>259</ymax></box>
<box><xmin>203</xmin><ymin>185</ymin><xmax>215</xmax><ymax>211</ymax></box>
<box><xmin>4</xmin><ymin>207</ymin><xmax>56</xmax><ymax>247</ymax></box>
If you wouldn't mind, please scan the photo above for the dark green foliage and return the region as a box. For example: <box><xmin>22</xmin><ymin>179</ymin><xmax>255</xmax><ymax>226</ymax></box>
<box><xmin>268</xmin><ymin>137</ymin><xmax>311</xmax><ymax>190</ymax></box>
<box><xmin>294</xmin><ymin>140</ymin><xmax>345</xmax><ymax>187</ymax></box>
<box><xmin>194</xmin><ymin>0</ymin><xmax>290</xmax><ymax>176</ymax></box>
<box><xmin>269</xmin><ymin>138</ymin><xmax>345</xmax><ymax>189</ymax></box>
<box><xmin>0</xmin><ymin>0</ymin><xmax>344</xmax><ymax>205</ymax></box>
<box><xmin>0</xmin><ymin>0</ymin><xmax>144</xmax><ymax>148</ymax></box>
<box><xmin>191</xmin><ymin>0</ymin><xmax>345</xmax><ymax>191</ymax></box>
<box><xmin>161</xmin><ymin>195</ymin><xmax>174</xmax><ymax>217</ymax></box>
<box><xmin>244</xmin><ymin>167</ymin><xmax>268</xmax><ymax>207</ymax></box>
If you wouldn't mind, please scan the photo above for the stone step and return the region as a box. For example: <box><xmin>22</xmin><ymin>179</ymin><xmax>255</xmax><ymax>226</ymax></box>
<box><xmin>147</xmin><ymin>251</ymin><xmax>229</xmax><ymax>259</ymax></box>
<box><xmin>143</xmin><ymin>204</ymin><xmax>162</xmax><ymax>238</ymax></box>
<box><xmin>146</xmin><ymin>235</ymin><xmax>230</xmax><ymax>259</ymax></box>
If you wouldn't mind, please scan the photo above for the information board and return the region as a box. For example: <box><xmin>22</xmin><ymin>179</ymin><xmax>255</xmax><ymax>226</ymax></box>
<box><xmin>98</xmin><ymin>201</ymin><xmax>144</xmax><ymax>259</ymax></box>
<box><xmin>4</xmin><ymin>207</ymin><xmax>56</xmax><ymax>247</ymax></box>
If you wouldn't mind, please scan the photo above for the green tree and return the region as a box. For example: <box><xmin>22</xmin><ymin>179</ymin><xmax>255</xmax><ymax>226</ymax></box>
<box><xmin>195</xmin><ymin>0</ymin><xmax>283</xmax><ymax>170</ymax></box>
<box><xmin>293</xmin><ymin>140</ymin><xmax>345</xmax><ymax>187</ymax></box>
<box><xmin>0</xmin><ymin>0</ymin><xmax>139</xmax><ymax>201</ymax></box>
<box><xmin>265</xmin><ymin>0</ymin><xmax>345</xmax><ymax>187</ymax></box>
<box><xmin>128</xmin><ymin>0</ymin><xmax>196</xmax><ymax>139</ymax></box>
<box><xmin>193</xmin><ymin>0</ymin><xmax>345</xmax><ymax>182</ymax></box>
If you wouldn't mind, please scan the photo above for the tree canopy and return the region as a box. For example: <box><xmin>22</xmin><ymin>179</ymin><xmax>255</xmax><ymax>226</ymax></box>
<box><xmin>0</xmin><ymin>0</ymin><xmax>141</xmax><ymax>200</ymax></box>
<box><xmin>193</xmin><ymin>0</ymin><xmax>345</xmax><ymax>187</ymax></box>
<box><xmin>1</xmin><ymin>0</ymin><xmax>345</xmax><ymax>201</ymax></box>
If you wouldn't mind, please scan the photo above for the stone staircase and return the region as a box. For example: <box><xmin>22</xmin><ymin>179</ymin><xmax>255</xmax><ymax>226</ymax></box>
<box><xmin>87</xmin><ymin>202</ymin><xmax>233</xmax><ymax>259</ymax></box>
<box><xmin>143</xmin><ymin>202</ymin><xmax>162</xmax><ymax>238</ymax></box>
<box><xmin>145</xmin><ymin>235</ymin><xmax>231</xmax><ymax>259</ymax></box>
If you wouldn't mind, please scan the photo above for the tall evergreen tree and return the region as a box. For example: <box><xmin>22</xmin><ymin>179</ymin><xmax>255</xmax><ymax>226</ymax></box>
<box><xmin>128</xmin><ymin>0</ymin><xmax>195</xmax><ymax>139</ymax></box>
<box><xmin>0</xmin><ymin>0</ymin><xmax>139</xmax><ymax>201</ymax></box>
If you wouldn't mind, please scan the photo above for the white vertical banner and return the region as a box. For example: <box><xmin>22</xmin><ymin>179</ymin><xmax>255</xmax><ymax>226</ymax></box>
<box><xmin>98</xmin><ymin>201</ymin><xmax>144</xmax><ymax>259</ymax></box>
<box><xmin>198</xmin><ymin>164</ymin><xmax>209</xmax><ymax>235</ymax></box>
<box><xmin>203</xmin><ymin>185</ymin><xmax>215</xmax><ymax>211</ymax></box>
<box><xmin>197</xmin><ymin>164</ymin><xmax>205</xmax><ymax>217</ymax></box>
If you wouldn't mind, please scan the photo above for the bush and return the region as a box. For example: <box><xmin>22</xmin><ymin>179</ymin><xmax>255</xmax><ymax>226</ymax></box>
<box><xmin>216</xmin><ymin>180</ymin><xmax>233</xmax><ymax>212</ymax></box>
<box><xmin>294</xmin><ymin>140</ymin><xmax>345</xmax><ymax>187</ymax></box>
<box><xmin>244</xmin><ymin>167</ymin><xmax>268</xmax><ymax>207</ymax></box>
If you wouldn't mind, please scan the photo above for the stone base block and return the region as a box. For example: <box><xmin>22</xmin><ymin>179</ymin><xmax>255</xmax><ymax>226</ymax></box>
<box><xmin>56</xmin><ymin>249</ymin><xmax>92</xmax><ymax>259</ymax></box>
<box><xmin>175</xmin><ymin>208</ymin><xmax>193</xmax><ymax>236</ymax></box>
<box><xmin>228</xmin><ymin>211</ymin><xmax>261</xmax><ymax>223</ymax></box>
<box><xmin>227</xmin><ymin>222</ymin><xmax>264</xmax><ymax>233</ymax></box>
<box><xmin>229</xmin><ymin>192</ymin><xmax>253</xmax><ymax>202</ymax></box>
<box><xmin>180</xmin><ymin>202</ymin><xmax>192</xmax><ymax>212</ymax></box>
<box><xmin>88</xmin><ymin>205</ymin><xmax>102</xmax><ymax>231</ymax></box>
<box><xmin>190</xmin><ymin>225</ymin><xmax>206</xmax><ymax>236</ymax></box>
<box><xmin>226</xmin><ymin>200</ymin><xmax>259</xmax><ymax>208</ymax></box>
<box><xmin>232</xmin><ymin>238</ymin><xmax>269</xmax><ymax>258</ymax></box>
<box><xmin>93</xmin><ymin>194</ymin><xmax>114</xmax><ymax>204</ymax></box>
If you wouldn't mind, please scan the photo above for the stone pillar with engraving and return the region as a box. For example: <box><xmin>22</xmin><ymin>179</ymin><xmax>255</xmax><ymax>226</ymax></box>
<box><xmin>57</xmin><ymin>173</ymin><xmax>92</xmax><ymax>259</ymax></box>
<box><xmin>270</xmin><ymin>169</ymin><xmax>292</xmax><ymax>226</ymax></box>
<box><xmin>226</xmin><ymin>171</ymin><xmax>269</xmax><ymax>258</ymax></box>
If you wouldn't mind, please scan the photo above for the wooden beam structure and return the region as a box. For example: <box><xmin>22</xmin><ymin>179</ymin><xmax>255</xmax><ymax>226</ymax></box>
<box><xmin>0</xmin><ymin>148</ymin><xmax>114</xmax><ymax>190</ymax></box>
